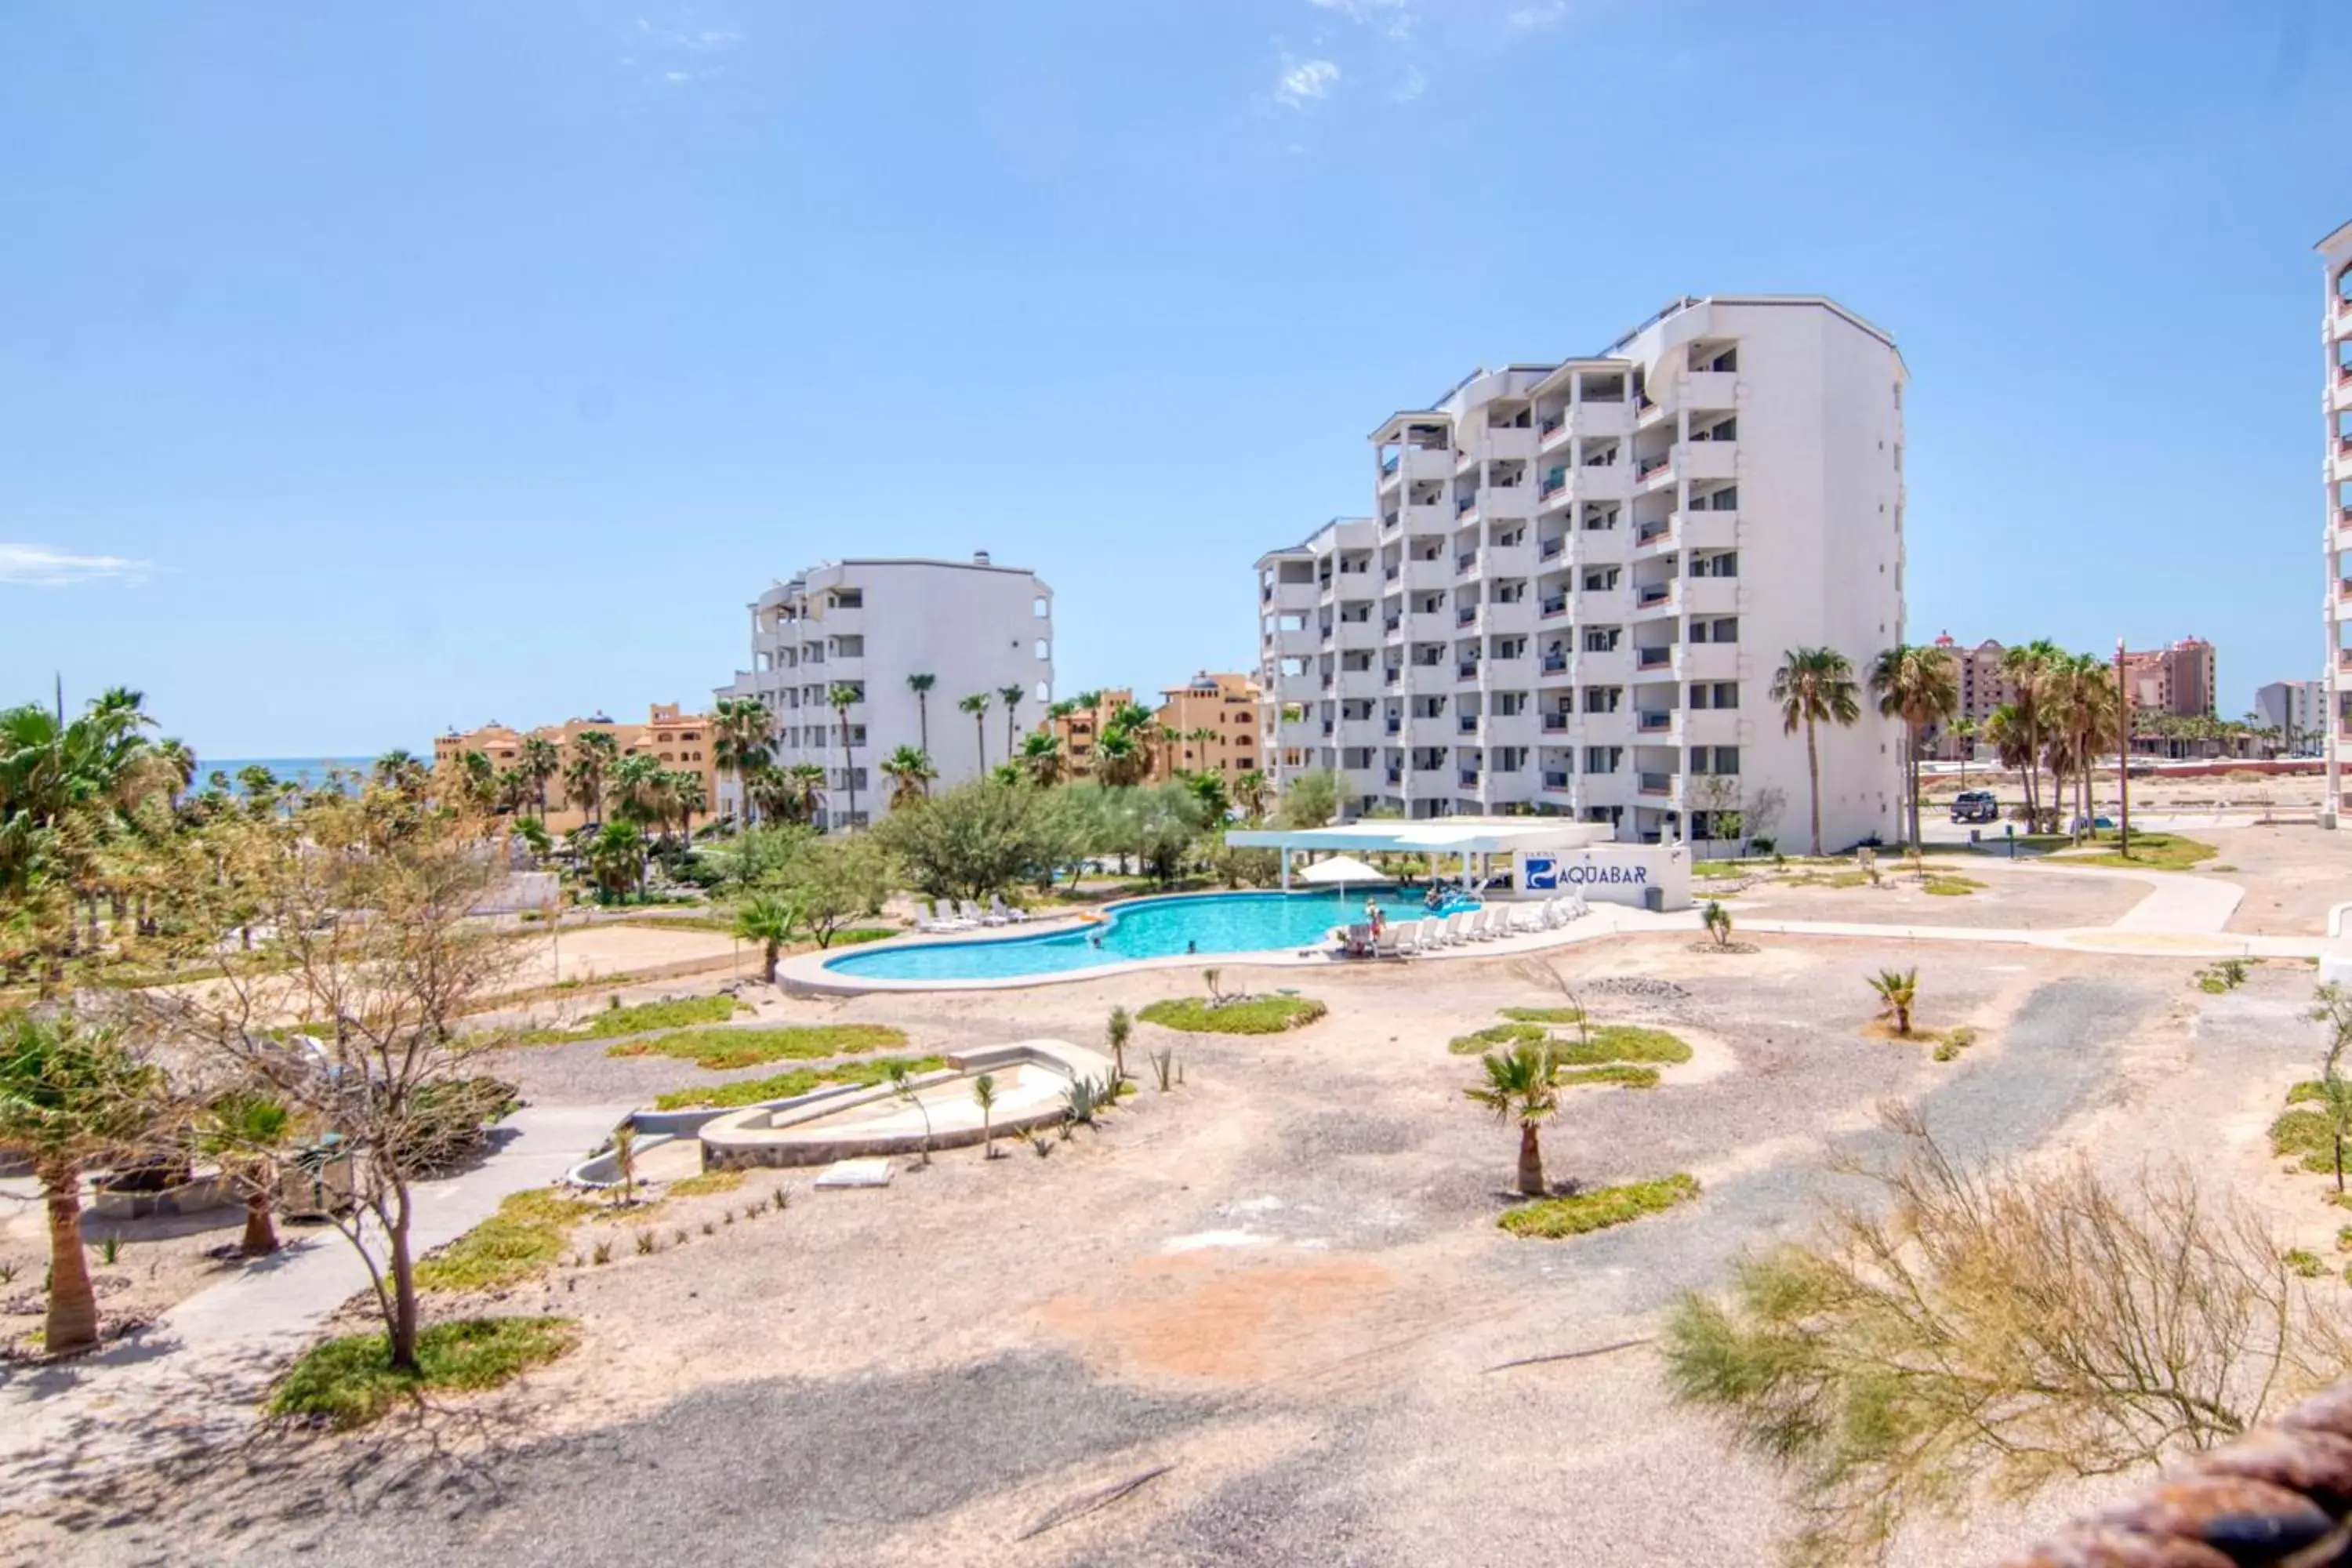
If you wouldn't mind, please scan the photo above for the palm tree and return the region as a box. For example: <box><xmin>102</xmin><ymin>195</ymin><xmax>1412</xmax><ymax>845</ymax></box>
<box><xmin>1984</xmin><ymin>704</ymin><xmax>2034</xmax><ymax>815</ymax></box>
<box><xmin>1867</xmin><ymin>644</ymin><xmax>1961</xmax><ymax>851</ymax></box>
<box><xmin>880</xmin><ymin>745</ymin><xmax>936</xmax><ymax>808</ymax></box>
<box><xmin>1233</xmin><ymin>770</ymin><xmax>1272</xmax><ymax>819</ymax></box>
<box><xmin>735</xmin><ymin>893</ymin><xmax>799</xmax><ymax>984</ymax></box>
<box><xmin>1018</xmin><ymin>731</ymin><xmax>1064</xmax><ymax>786</ymax></box>
<box><xmin>1094</xmin><ymin>727</ymin><xmax>1148</xmax><ymax>788</ymax></box>
<box><xmin>972</xmin><ymin>1073</ymin><xmax>999</xmax><ymax>1159</ymax></box>
<box><xmin>1951</xmin><ymin>717</ymin><xmax>1979</xmax><ymax>789</ymax></box>
<box><xmin>587</xmin><ymin>821</ymin><xmax>646</xmax><ymax>902</ymax></box>
<box><xmin>960</xmin><ymin>692</ymin><xmax>992</xmax><ymax>771</ymax></box>
<box><xmin>150</xmin><ymin>738</ymin><xmax>198</xmax><ymax>808</ymax></box>
<box><xmin>828</xmin><ymin>684</ymin><xmax>862</xmax><ymax>829</ymax></box>
<box><xmin>998</xmin><ymin>684</ymin><xmax>1025</xmax><ymax>760</ymax></box>
<box><xmin>906</xmin><ymin>673</ymin><xmax>936</xmax><ymax>758</ymax></box>
<box><xmin>0</xmin><ymin>1009</ymin><xmax>167</xmax><ymax>1355</ymax></box>
<box><xmin>372</xmin><ymin>748</ymin><xmax>427</xmax><ymax>794</ymax></box>
<box><xmin>1868</xmin><ymin>967</ymin><xmax>1918</xmax><ymax>1036</ymax></box>
<box><xmin>1463</xmin><ymin>1041</ymin><xmax>1563</xmax><ymax>1198</ymax></box>
<box><xmin>493</xmin><ymin>766</ymin><xmax>532</xmax><ymax>816</ymax></box>
<box><xmin>564</xmin><ymin>731</ymin><xmax>619</xmax><ymax>826</ymax></box>
<box><xmin>518</xmin><ymin>735</ymin><xmax>561</xmax><ymax>818</ymax></box>
<box><xmin>1998</xmin><ymin>640</ymin><xmax>2063</xmax><ymax>830</ymax></box>
<box><xmin>762</xmin><ymin>761</ymin><xmax>827</xmax><ymax>825</ymax></box>
<box><xmin>1769</xmin><ymin>648</ymin><xmax>1862</xmax><ymax>856</ymax></box>
<box><xmin>609</xmin><ymin>753</ymin><xmax>670</xmax><ymax>836</ymax></box>
<box><xmin>670</xmin><ymin>771</ymin><xmax>707</xmax><ymax>844</ymax></box>
<box><xmin>711</xmin><ymin>698</ymin><xmax>772</xmax><ymax>826</ymax></box>
<box><xmin>198</xmin><ymin>1090</ymin><xmax>296</xmax><ymax>1257</ymax></box>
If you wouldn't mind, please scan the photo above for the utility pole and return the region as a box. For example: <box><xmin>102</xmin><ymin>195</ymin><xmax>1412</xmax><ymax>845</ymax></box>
<box><xmin>2115</xmin><ymin>637</ymin><xmax>2132</xmax><ymax>857</ymax></box>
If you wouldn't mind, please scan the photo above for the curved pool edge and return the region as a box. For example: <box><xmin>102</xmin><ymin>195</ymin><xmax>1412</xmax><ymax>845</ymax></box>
<box><xmin>779</xmin><ymin>898</ymin><xmax>1660</xmax><ymax>994</ymax></box>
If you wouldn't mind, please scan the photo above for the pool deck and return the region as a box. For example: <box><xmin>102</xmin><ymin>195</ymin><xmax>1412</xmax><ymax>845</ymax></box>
<box><xmin>780</xmin><ymin>866</ymin><xmax>2324</xmax><ymax>995</ymax></box>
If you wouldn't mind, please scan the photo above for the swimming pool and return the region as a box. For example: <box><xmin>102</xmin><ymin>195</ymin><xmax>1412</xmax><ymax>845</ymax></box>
<box><xmin>823</xmin><ymin>888</ymin><xmax>1475</xmax><ymax>983</ymax></box>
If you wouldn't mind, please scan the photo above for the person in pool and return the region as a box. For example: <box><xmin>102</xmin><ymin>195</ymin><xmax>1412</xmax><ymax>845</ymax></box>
<box><xmin>1364</xmin><ymin>896</ymin><xmax>1384</xmax><ymax>938</ymax></box>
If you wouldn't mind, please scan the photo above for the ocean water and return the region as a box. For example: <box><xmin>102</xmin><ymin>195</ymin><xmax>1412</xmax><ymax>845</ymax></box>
<box><xmin>202</xmin><ymin>757</ymin><xmax>398</xmax><ymax>793</ymax></box>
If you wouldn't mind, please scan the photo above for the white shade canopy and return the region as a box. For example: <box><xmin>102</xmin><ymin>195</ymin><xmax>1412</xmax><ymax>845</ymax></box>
<box><xmin>1294</xmin><ymin>853</ymin><xmax>1388</xmax><ymax>886</ymax></box>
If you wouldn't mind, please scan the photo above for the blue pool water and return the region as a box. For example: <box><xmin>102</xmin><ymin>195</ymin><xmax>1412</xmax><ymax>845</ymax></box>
<box><xmin>826</xmin><ymin>888</ymin><xmax>1475</xmax><ymax>983</ymax></box>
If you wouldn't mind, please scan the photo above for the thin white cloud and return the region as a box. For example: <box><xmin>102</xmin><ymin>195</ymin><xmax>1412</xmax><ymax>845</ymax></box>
<box><xmin>1308</xmin><ymin>0</ymin><xmax>1414</xmax><ymax>42</ymax></box>
<box><xmin>1508</xmin><ymin>0</ymin><xmax>1570</xmax><ymax>28</ymax></box>
<box><xmin>1390</xmin><ymin>63</ymin><xmax>1426</xmax><ymax>102</ymax></box>
<box><xmin>0</xmin><ymin>543</ymin><xmax>156</xmax><ymax>587</ymax></box>
<box><xmin>1276</xmin><ymin>57</ymin><xmax>1340</xmax><ymax>108</ymax></box>
<box><xmin>633</xmin><ymin>17</ymin><xmax>740</xmax><ymax>51</ymax></box>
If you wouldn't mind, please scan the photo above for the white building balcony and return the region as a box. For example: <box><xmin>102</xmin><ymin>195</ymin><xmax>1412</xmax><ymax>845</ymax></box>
<box><xmin>1269</xmin><ymin>626</ymin><xmax>1320</xmax><ymax>658</ymax></box>
<box><xmin>1404</xmin><ymin>500</ymin><xmax>1450</xmax><ymax>533</ymax></box>
<box><xmin>1482</xmin><ymin>426</ymin><xmax>1538</xmax><ymax>463</ymax></box>
<box><xmin>1678</xmin><ymin>510</ymin><xmax>1740</xmax><ymax>551</ymax></box>
<box><xmin>1632</xmin><ymin>516</ymin><xmax>1678</xmax><ymax>555</ymax></box>
<box><xmin>1486</xmin><ymin>710</ymin><xmax>1538</xmax><ymax>749</ymax></box>
<box><xmin>1485</xmin><ymin>542</ymin><xmax>1535</xmax><ymax>579</ymax></box>
<box><xmin>1402</xmin><ymin>555</ymin><xmax>1452</xmax><ymax>590</ymax></box>
<box><xmin>1679</xmin><ymin>439</ymin><xmax>1739</xmax><ymax>482</ymax></box>
<box><xmin>1683</xmin><ymin>642</ymin><xmax>1740</xmax><ymax>682</ymax></box>
<box><xmin>1682</xmin><ymin>577</ymin><xmax>1740</xmax><ymax>616</ymax></box>
<box><xmin>1486</xmin><ymin>598</ymin><xmax>1537</xmax><ymax>635</ymax></box>
<box><xmin>1576</xmin><ymin>525</ymin><xmax>1631</xmax><ymax>566</ymax></box>
<box><xmin>1484</xmin><ymin>484</ymin><xmax>1534</xmax><ymax>522</ymax></box>
<box><xmin>1632</xmin><ymin>643</ymin><xmax>1681</xmax><ymax>678</ymax></box>
<box><xmin>1656</xmin><ymin>368</ymin><xmax>1739</xmax><ymax>416</ymax></box>
<box><xmin>1406</xmin><ymin>608</ymin><xmax>1454</xmax><ymax>640</ymax></box>
<box><xmin>1574</xmin><ymin>464</ymin><xmax>1633</xmax><ymax>504</ymax></box>
<box><xmin>1334</xmin><ymin>619</ymin><xmax>1381</xmax><ymax>652</ymax></box>
<box><xmin>1263</xmin><ymin>579</ymin><xmax>1319</xmax><ymax>612</ymax></box>
<box><xmin>1683</xmin><ymin>708</ymin><xmax>1742</xmax><ymax>746</ymax></box>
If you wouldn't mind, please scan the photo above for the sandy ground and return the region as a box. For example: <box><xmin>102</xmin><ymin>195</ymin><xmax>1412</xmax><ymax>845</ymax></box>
<box><xmin>1718</xmin><ymin>854</ymin><xmax>2149</xmax><ymax>931</ymax></box>
<box><xmin>0</xmin><ymin>1187</ymin><xmax>269</xmax><ymax>1354</ymax></box>
<box><xmin>10</xmin><ymin>930</ymin><xmax>2317</xmax><ymax>1568</ymax></box>
<box><xmin>2198</xmin><ymin>822</ymin><xmax>2352</xmax><ymax>935</ymax></box>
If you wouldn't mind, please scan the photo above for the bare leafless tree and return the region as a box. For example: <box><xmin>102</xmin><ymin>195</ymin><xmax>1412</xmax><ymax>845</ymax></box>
<box><xmin>143</xmin><ymin>792</ymin><xmax>525</xmax><ymax>1372</ymax></box>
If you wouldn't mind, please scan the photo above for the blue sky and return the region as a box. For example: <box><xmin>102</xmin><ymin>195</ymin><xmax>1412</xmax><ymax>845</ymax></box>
<box><xmin>0</xmin><ymin>0</ymin><xmax>2340</xmax><ymax>760</ymax></box>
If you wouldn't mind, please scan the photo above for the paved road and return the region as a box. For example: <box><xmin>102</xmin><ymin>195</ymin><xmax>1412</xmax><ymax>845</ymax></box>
<box><xmin>0</xmin><ymin>1102</ymin><xmax>626</xmax><ymax>1502</ymax></box>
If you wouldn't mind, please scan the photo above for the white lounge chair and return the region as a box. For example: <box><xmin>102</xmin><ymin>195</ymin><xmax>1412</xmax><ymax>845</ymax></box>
<box><xmin>932</xmin><ymin>898</ymin><xmax>975</xmax><ymax>931</ymax></box>
<box><xmin>1373</xmin><ymin>924</ymin><xmax>1404</xmax><ymax>959</ymax></box>
<box><xmin>989</xmin><ymin>894</ymin><xmax>1029</xmax><ymax>924</ymax></box>
<box><xmin>1436</xmin><ymin>911</ymin><xmax>1465</xmax><ymax>946</ymax></box>
<box><xmin>1410</xmin><ymin>917</ymin><xmax>1440</xmax><ymax>953</ymax></box>
<box><xmin>963</xmin><ymin>898</ymin><xmax>1004</xmax><ymax>927</ymax></box>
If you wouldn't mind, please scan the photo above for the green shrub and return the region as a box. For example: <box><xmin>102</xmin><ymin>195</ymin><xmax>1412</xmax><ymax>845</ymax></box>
<box><xmin>1447</xmin><ymin>1021</ymin><xmax>1552</xmax><ymax>1054</ymax></box>
<box><xmin>268</xmin><ymin>1317</ymin><xmax>578</xmax><ymax>1429</ymax></box>
<box><xmin>652</xmin><ymin>1055</ymin><xmax>948</xmax><ymax>1112</ymax></box>
<box><xmin>607</xmin><ymin>1023</ymin><xmax>907</xmax><ymax>1071</ymax></box>
<box><xmin>1559</xmin><ymin>1065</ymin><xmax>1660</xmax><ymax>1090</ymax></box>
<box><xmin>416</xmin><ymin>1189</ymin><xmax>597</xmax><ymax>1293</ymax></box>
<box><xmin>515</xmin><ymin>994</ymin><xmax>742</xmax><ymax>1045</ymax></box>
<box><xmin>2286</xmin><ymin>1248</ymin><xmax>2327</xmax><ymax>1278</ymax></box>
<box><xmin>1921</xmin><ymin>876</ymin><xmax>1981</xmax><ymax>897</ymax></box>
<box><xmin>1557</xmin><ymin>1025</ymin><xmax>1691</xmax><ymax>1067</ymax></box>
<box><xmin>1137</xmin><ymin>996</ymin><xmax>1327</xmax><ymax>1035</ymax></box>
<box><xmin>1498</xmin><ymin>1174</ymin><xmax>1700</xmax><ymax>1239</ymax></box>
<box><xmin>1499</xmin><ymin>1006</ymin><xmax>1585</xmax><ymax>1024</ymax></box>
<box><xmin>664</xmin><ymin>1171</ymin><xmax>746</xmax><ymax>1198</ymax></box>
<box><xmin>2270</xmin><ymin>1107</ymin><xmax>2342</xmax><ymax>1174</ymax></box>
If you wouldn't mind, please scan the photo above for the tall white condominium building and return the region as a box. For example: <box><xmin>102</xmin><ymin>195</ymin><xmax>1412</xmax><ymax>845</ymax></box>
<box><xmin>2321</xmin><ymin>222</ymin><xmax>2352</xmax><ymax>824</ymax></box>
<box><xmin>713</xmin><ymin>553</ymin><xmax>1054</xmax><ymax>829</ymax></box>
<box><xmin>1256</xmin><ymin>295</ymin><xmax>1906</xmax><ymax>848</ymax></box>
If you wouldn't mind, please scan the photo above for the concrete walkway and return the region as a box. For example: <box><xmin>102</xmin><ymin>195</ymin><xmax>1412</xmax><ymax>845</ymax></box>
<box><xmin>0</xmin><ymin>1101</ymin><xmax>627</xmax><ymax>1501</ymax></box>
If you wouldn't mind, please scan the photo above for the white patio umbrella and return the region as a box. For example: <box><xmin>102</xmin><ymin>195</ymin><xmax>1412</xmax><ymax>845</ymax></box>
<box><xmin>1295</xmin><ymin>853</ymin><xmax>1387</xmax><ymax>892</ymax></box>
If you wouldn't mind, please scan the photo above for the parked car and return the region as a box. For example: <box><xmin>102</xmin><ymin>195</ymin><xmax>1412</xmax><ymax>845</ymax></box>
<box><xmin>1950</xmin><ymin>790</ymin><xmax>2000</xmax><ymax>824</ymax></box>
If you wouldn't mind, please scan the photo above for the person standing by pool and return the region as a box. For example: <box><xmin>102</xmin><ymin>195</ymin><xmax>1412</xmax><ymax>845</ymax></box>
<box><xmin>1364</xmin><ymin>896</ymin><xmax>1384</xmax><ymax>938</ymax></box>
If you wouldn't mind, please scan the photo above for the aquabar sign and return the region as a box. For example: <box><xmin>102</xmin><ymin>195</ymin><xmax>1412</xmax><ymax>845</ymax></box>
<box><xmin>1523</xmin><ymin>855</ymin><xmax>1650</xmax><ymax>891</ymax></box>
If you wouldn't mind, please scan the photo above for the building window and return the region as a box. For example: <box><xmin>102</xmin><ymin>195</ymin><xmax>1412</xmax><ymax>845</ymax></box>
<box><xmin>1034</xmin><ymin>679</ymin><xmax>1049</xmax><ymax>702</ymax></box>
<box><xmin>1035</xmin><ymin>638</ymin><xmax>1050</xmax><ymax>660</ymax></box>
<box><xmin>1033</xmin><ymin>595</ymin><xmax>1050</xmax><ymax>619</ymax></box>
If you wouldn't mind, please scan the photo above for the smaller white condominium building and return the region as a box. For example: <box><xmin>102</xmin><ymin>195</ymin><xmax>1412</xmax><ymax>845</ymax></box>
<box><xmin>2319</xmin><ymin>221</ymin><xmax>2352</xmax><ymax>823</ymax></box>
<box><xmin>713</xmin><ymin>554</ymin><xmax>1054</xmax><ymax>829</ymax></box>
<box><xmin>1257</xmin><ymin>295</ymin><xmax>1905</xmax><ymax>849</ymax></box>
